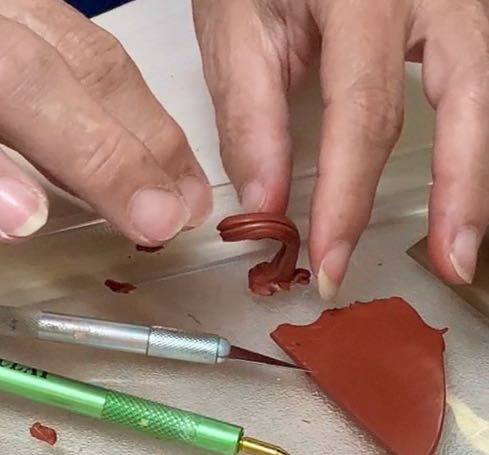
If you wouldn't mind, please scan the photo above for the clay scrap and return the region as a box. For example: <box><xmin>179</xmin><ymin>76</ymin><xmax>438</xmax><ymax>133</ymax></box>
<box><xmin>104</xmin><ymin>279</ymin><xmax>137</xmax><ymax>294</ymax></box>
<box><xmin>30</xmin><ymin>422</ymin><xmax>57</xmax><ymax>446</ymax></box>
<box><xmin>135</xmin><ymin>244</ymin><xmax>164</xmax><ymax>253</ymax></box>
<box><xmin>271</xmin><ymin>297</ymin><xmax>447</xmax><ymax>455</ymax></box>
<box><xmin>217</xmin><ymin>213</ymin><xmax>310</xmax><ymax>296</ymax></box>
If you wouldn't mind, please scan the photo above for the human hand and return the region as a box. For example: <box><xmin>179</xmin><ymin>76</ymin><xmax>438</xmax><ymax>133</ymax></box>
<box><xmin>194</xmin><ymin>0</ymin><xmax>489</xmax><ymax>299</ymax></box>
<box><xmin>0</xmin><ymin>0</ymin><xmax>212</xmax><ymax>245</ymax></box>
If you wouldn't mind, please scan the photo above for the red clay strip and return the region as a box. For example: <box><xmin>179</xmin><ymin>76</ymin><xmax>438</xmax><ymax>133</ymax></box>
<box><xmin>217</xmin><ymin>213</ymin><xmax>310</xmax><ymax>296</ymax></box>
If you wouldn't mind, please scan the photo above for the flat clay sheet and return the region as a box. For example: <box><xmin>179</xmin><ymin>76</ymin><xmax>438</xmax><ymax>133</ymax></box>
<box><xmin>271</xmin><ymin>297</ymin><xmax>447</xmax><ymax>455</ymax></box>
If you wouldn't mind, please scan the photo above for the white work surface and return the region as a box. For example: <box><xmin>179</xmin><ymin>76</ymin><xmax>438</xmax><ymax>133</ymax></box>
<box><xmin>0</xmin><ymin>1</ymin><xmax>487</xmax><ymax>455</ymax></box>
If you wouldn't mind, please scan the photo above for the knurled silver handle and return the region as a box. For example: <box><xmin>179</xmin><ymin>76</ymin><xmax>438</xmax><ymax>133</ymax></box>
<box><xmin>147</xmin><ymin>327</ymin><xmax>231</xmax><ymax>364</ymax></box>
<box><xmin>36</xmin><ymin>313</ymin><xmax>232</xmax><ymax>365</ymax></box>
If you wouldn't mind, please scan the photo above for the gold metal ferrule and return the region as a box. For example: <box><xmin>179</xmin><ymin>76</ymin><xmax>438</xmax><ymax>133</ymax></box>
<box><xmin>239</xmin><ymin>436</ymin><xmax>291</xmax><ymax>455</ymax></box>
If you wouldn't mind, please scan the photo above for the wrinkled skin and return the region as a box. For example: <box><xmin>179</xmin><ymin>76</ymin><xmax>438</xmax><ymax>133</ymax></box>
<box><xmin>194</xmin><ymin>0</ymin><xmax>489</xmax><ymax>298</ymax></box>
<box><xmin>2</xmin><ymin>0</ymin><xmax>489</xmax><ymax>300</ymax></box>
<box><xmin>0</xmin><ymin>0</ymin><xmax>212</xmax><ymax>246</ymax></box>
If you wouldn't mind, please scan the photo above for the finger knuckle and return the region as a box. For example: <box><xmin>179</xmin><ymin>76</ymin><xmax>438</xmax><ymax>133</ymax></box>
<box><xmin>214</xmin><ymin>103</ymin><xmax>261</xmax><ymax>157</ymax></box>
<box><xmin>348</xmin><ymin>84</ymin><xmax>404</xmax><ymax>150</ymax></box>
<box><xmin>56</xmin><ymin>25</ymin><xmax>131</xmax><ymax>95</ymax></box>
<box><xmin>147</xmin><ymin>119</ymin><xmax>192</xmax><ymax>170</ymax></box>
<box><xmin>77</xmin><ymin>131</ymin><xmax>129</xmax><ymax>184</ymax></box>
<box><xmin>0</xmin><ymin>29</ymin><xmax>57</xmax><ymax>101</ymax></box>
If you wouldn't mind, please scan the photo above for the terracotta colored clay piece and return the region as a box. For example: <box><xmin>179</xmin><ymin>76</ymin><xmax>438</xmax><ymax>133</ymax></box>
<box><xmin>271</xmin><ymin>297</ymin><xmax>447</xmax><ymax>455</ymax></box>
<box><xmin>104</xmin><ymin>279</ymin><xmax>137</xmax><ymax>294</ymax></box>
<box><xmin>30</xmin><ymin>422</ymin><xmax>57</xmax><ymax>446</ymax></box>
<box><xmin>217</xmin><ymin>213</ymin><xmax>311</xmax><ymax>296</ymax></box>
<box><xmin>135</xmin><ymin>244</ymin><xmax>164</xmax><ymax>253</ymax></box>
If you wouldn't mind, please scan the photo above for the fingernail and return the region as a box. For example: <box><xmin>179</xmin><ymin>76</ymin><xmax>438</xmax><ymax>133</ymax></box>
<box><xmin>317</xmin><ymin>241</ymin><xmax>352</xmax><ymax>301</ymax></box>
<box><xmin>449</xmin><ymin>226</ymin><xmax>481</xmax><ymax>284</ymax></box>
<box><xmin>177</xmin><ymin>175</ymin><xmax>213</xmax><ymax>227</ymax></box>
<box><xmin>0</xmin><ymin>177</ymin><xmax>48</xmax><ymax>238</ymax></box>
<box><xmin>130</xmin><ymin>187</ymin><xmax>191</xmax><ymax>242</ymax></box>
<box><xmin>240</xmin><ymin>181</ymin><xmax>266</xmax><ymax>212</ymax></box>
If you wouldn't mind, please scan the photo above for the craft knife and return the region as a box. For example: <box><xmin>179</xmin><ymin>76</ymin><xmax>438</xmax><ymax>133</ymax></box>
<box><xmin>0</xmin><ymin>307</ymin><xmax>302</xmax><ymax>370</ymax></box>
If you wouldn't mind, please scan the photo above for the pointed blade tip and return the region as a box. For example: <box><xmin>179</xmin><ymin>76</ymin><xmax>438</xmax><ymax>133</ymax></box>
<box><xmin>229</xmin><ymin>345</ymin><xmax>307</xmax><ymax>371</ymax></box>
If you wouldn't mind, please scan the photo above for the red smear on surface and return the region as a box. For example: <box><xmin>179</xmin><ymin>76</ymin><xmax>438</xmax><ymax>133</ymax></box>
<box><xmin>104</xmin><ymin>279</ymin><xmax>137</xmax><ymax>294</ymax></box>
<box><xmin>217</xmin><ymin>213</ymin><xmax>310</xmax><ymax>296</ymax></box>
<box><xmin>30</xmin><ymin>422</ymin><xmax>57</xmax><ymax>446</ymax></box>
<box><xmin>135</xmin><ymin>244</ymin><xmax>164</xmax><ymax>253</ymax></box>
<box><xmin>271</xmin><ymin>297</ymin><xmax>447</xmax><ymax>455</ymax></box>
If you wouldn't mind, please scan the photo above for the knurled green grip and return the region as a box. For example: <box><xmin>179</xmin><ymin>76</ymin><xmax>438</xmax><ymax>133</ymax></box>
<box><xmin>102</xmin><ymin>391</ymin><xmax>242</xmax><ymax>455</ymax></box>
<box><xmin>0</xmin><ymin>358</ymin><xmax>243</xmax><ymax>455</ymax></box>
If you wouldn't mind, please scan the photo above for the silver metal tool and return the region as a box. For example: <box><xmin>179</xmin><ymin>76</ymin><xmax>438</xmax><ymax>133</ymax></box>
<box><xmin>0</xmin><ymin>307</ymin><xmax>300</xmax><ymax>369</ymax></box>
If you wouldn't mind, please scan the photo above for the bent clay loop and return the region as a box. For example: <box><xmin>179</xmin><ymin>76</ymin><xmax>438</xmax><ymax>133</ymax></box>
<box><xmin>217</xmin><ymin>213</ymin><xmax>311</xmax><ymax>296</ymax></box>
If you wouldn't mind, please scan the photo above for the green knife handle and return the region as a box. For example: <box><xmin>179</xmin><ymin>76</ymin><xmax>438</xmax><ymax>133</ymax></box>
<box><xmin>101</xmin><ymin>391</ymin><xmax>242</xmax><ymax>455</ymax></box>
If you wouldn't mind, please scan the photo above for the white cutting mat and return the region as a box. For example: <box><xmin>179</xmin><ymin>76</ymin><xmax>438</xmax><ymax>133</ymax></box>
<box><xmin>0</xmin><ymin>1</ymin><xmax>487</xmax><ymax>454</ymax></box>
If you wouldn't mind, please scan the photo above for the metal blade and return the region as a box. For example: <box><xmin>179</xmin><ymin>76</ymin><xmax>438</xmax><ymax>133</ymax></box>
<box><xmin>229</xmin><ymin>345</ymin><xmax>305</xmax><ymax>370</ymax></box>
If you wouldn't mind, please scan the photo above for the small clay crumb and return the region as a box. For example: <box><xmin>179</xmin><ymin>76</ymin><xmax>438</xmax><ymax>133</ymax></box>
<box><xmin>187</xmin><ymin>313</ymin><xmax>201</xmax><ymax>325</ymax></box>
<box><xmin>302</xmin><ymin>419</ymin><xmax>311</xmax><ymax>424</ymax></box>
<box><xmin>136</xmin><ymin>244</ymin><xmax>164</xmax><ymax>253</ymax></box>
<box><xmin>104</xmin><ymin>279</ymin><xmax>137</xmax><ymax>294</ymax></box>
<box><xmin>30</xmin><ymin>422</ymin><xmax>57</xmax><ymax>446</ymax></box>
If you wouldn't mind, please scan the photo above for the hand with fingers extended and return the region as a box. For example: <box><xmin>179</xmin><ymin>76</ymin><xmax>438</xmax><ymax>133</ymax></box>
<box><xmin>0</xmin><ymin>0</ymin><xmax>212</xmax><ymax>246</ymax></box>
<box><xmin>194</xmin><ymin>0</ymin><xmax>489</xmax><ymax>299</ymax></box>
